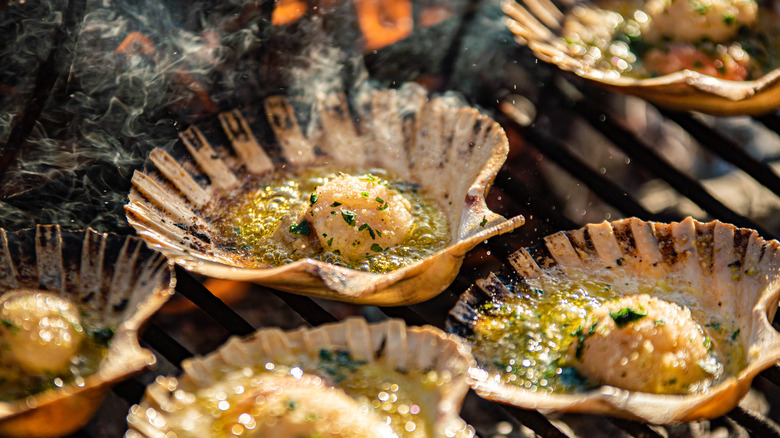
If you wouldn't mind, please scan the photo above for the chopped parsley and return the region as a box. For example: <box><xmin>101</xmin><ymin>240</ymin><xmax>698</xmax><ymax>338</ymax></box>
<box><xmin>327</xmin><ymin>237</ymin><xmax>333</xmax><ymax>247</ymax></box>
<box><xmin>723</xmin><ymin>13</ymin><xmax>735</xmax><ymax>25</ymax></box>
<box><xmin>609</xmin><ymin>307</ymin><xmax>647</xmax><ymax>328</ymax></box>
<box><xmin>330</xmin><ymin>201</ymin><xmax>342</xmax><ymax>207</ymax></box>
<box><xmin>358</xmin><ymin>223</ymin><xmax>376</xmax><ymax>239</ymax></box>
<box><xmin>289</xmin><ymin>220</ymin><xmax>311</xmax><ymax>236</ymax></box>
<box><xmin>375</xmin><ymin>197</ymin><xmax>384</xmax><ymax>204</ymax></box>
<box><xmin>360</xmin><ymin>192</ymin><xmax>369</xmax><ymax>197</ymax></box>
<box><xmin>371</xmin><ymin>243</ymin><xmax>384</xmax><ymax>252</ymax></box>
<box><xmin>341</xmin><ymin>210</ymin><xmax>356</xmax><ymax>226</ymax></box>
<box><xmin>0</xmin><ymin>319</ymin><xmax>19</xmax><ymax>334</ymax></box>
<box><xmin>732</xmin><ymin>329</ymin><xmax>740</xmax><ymax>340</ymax></box>
<box><xmin>377</xmin><ymin>202</ymin><xmax>389</xmax><ymax>211</ymax></box>
<box><xmin>309</xmin><ymin>193</ymin><xmax>318</xmax><ymax>206</ymax></box>
<box><xmin>479</xmin><ymin>217</ymin><xmax>488</xmax><ymax>227</ymax></box>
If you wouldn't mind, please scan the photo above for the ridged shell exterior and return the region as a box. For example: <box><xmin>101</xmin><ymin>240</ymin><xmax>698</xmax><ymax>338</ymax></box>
<box><xmin>124</xmin><ymin>83</ymin><xmax>523</xmax><ymax>305</ymax></box>
<box><xmin>502</xmin><ymin>0</ymin><xmax>780</xmax><ymax>115</ymax></box>
<box><xmin>448</xmin><ymin>217</ymin><xmax>780</xmax><ymax>423</ymax></box>
<box><xmin>0</xmin><ymin>225</ymin><xmax>174</xmax><ymax>437</ymax></box>
<box><xmin>127</xmin><ymin>318</ymin><xmax>476</xmax><ymax>438</ymax></box>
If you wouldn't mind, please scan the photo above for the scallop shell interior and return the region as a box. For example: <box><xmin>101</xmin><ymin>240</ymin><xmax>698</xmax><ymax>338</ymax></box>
<box><xmin>502</xmin><ymin>0</ymin><xmax>780</xmax><ymax>115</ymax></box>
<box><xmin>127</xmin><ymin>318</ymin><xmax>476</xmax><ymax>438</ymax></box>
<box><xmin>448</xmin><ymin>217</ymin><xmax>780</xmax><ymax>423</ymax></box>
<box><xmin>0</xmin><ymin>225</ymin><xmax>174</xmax><ymax>438</ymax></box>
<box><xmin>125</xmin><ymin>83</ymin><xmax>523</xmax><ymax>305</ymax></box>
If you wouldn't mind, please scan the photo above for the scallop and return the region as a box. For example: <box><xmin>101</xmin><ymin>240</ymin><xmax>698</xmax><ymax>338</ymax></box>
<box><xmin>502</xmin><ymin>0</ymin><xmax>780</xmax><ymax>115</ymax></box>
<box><xmin>126</xmin><ymin>318</ymin><xmax>476</xmax><ymax>438</ymax></box>
<box><xmin>448</xmin><ymin>217</ymin><xmax>780</xmax><ymax>423</ymax></box>
<box><xmin>124</xmin><ymin>82</ymin><xmax>523</xmax><ymax>305</ymax></box>
<box><xmin>0</xmin><ymin>225</ymin><xmax>174</xmax><ymax>437</ymax></box>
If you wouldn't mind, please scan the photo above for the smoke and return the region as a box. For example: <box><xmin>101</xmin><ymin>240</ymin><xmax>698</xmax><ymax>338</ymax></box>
<box><xmin>0</xmin><ymin>0</ymin><xmax>273</xmax><ymax>233</ymax></box>
<box><xmin>0</xmin><ymin>0</ymin><xmax>504</xmax><ymax>234</ymax></box>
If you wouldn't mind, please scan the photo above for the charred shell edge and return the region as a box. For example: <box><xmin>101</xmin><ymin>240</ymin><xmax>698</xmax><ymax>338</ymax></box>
<box><xmin>448</xmin><ymin>217</ymin><xmax>780</xmax><ymax>424</ymax></box>
<box><xmin>127</xmin><ymin>318</ymin><xmax>476</xmax><ymax>438</ymax></box>
<box><xmin>124</xmin><ymin>83</ymin><xmax>523</xmax><ymax>304</ymax></box>
<box><xmin>0</xmin><ymin>225</ymin><xmax>175</xmax><ymax>438</ymax></box>
<box><xmin>502</xmin><ymin>0</ymin><xmax>780</xmax><ymax>115</ymax></box>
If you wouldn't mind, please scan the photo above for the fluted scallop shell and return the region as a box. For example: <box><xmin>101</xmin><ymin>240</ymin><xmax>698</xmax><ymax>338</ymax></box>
<box><xmin>503</xmin><ymin>0</ymin><xmax>780</xmax><ymax>115</ymax></box>
<box><xmin>448</xmin><ymin>217</ymin><xmax>780</xmax><ymax>423</ymax></box>
<box><xmin>124</xmin><ymin>83</ymin><xmax>523</xmax><ymax>305</ymax></box>
<box><xmin>127</xmin><ymin>318</ymin><xmax>476</xmax><ymax>438</ymax></box>
<box><xmin>0</xmin><ymin>225</ymin><xmax>174</xmax><ymax>437</ymax></box>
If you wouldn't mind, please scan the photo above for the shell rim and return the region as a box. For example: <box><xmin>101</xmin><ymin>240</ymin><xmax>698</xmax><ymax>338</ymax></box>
<box><xmin>502</xmin><ymin>0</ymin><xmax>780</xmax><ymax>115</ymax></box>
<box><xmin>450</xmin><ymin>217</ymin><xmax>780</xmax><ymax>423</ymax></box>
<box><xmin>127</xmin><ymin>317</ymin><xmax>477</xmax><ymax>437</ymax></box>
<box><xmin>0</xmin><ymin>225</ymin><xmax>176</xmax><ymax>422</ymax></box>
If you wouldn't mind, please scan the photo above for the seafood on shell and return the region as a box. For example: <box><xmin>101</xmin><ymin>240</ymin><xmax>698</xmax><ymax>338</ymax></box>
<box><xmin>125</xmin><ymin>82</ymin><xmax>523</xmax><ymax>305</ymax></box>
<box><xmin>502</xmin><ymin>0</ymin><xmax>780</xmax><ymax>115</ymax></box>
<box><xmin>0</xmin><ymin>225</ymin><xmax>174</xmax><ymax>437</ymax></box>
<box><xmin>448</xmin><ymin>217</ymin><xmax>780</xmax><ymax>423</ymax></box>
<box><xmin>126</xmin><ymin>318</ymin><xmax>476</xmax><ymax>438</ymax></box>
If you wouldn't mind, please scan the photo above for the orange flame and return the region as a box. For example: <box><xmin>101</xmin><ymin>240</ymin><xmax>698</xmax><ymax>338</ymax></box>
<box><xmin>272</xmin><ymin>0</ymin><xmax>308</xmax><ymax>25</ymax></box>
<box><xmin>353</xmin><ymin>0</ymin><xmax>413</xmax><ymax>52</ymax></box>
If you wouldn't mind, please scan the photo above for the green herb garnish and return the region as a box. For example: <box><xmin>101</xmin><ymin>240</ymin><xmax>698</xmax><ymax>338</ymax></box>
<box><xmin>341</xmin><ymin>210</ymin><xmax>356</xmax><ymax>226</ymax></box>
<box><xmin>358</xmin><ymin>223</ymin><xmax>376</xmax><ymax>239</ymax></box>
<box><xmin>609</xmin><ymin>307</ymin><xmax>647</xmax><ymax>327</ymax></box>
<box><xmin>309</xmin><ymin>193</ymin><xmax>318</xmax><ymax>206</ymax></box>
<box><xmin>479</xmin><ymin>217</ymin><xmax>488</xmax><ymax>227</ymax></box>
<box><xmin>289</xmin><ymin>220</ymin><xmax>311</xmax><ymax>236</ymax></box>
<box><xmin>371</xmin><ymin>243</ymin><xmax>384</xmax><ymax>252</ymax></box>
<box><xmin>330</xmin><ymin>201</ymin><xmax>342</xmax><ymax>207</ymax></box>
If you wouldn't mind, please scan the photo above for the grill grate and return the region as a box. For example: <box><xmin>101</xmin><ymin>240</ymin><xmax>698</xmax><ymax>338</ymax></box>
<box><xmin>97</xmin><ymin>78</ymin><xmax>780</xmax><ymax>437</ymax></box>
<box><xmin>4</xmin><ymin>1</ymin><xmax>780</xmax><ymax>436</ymax></box>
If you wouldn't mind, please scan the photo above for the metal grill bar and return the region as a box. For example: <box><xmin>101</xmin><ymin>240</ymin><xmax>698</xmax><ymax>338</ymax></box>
<box><xmin>660</xmin><ymin>109</ymin><xmax>780</xmax><ymax>199</ymax></box>
<box><xmin>521</xmin><ymin>125</ymin><xmax>658</xmax><ymax>220</ymax></box>
<box><xmin>269</xmin><ymin>289</ymin><xmax>339</xmax><ymax>326</ymax></box>
<box><xmin>174</xmin><ymin>266</ymin><xmax>256</xmax><ymax>336</ymax></box>
<box><xmin>568</xmin><ymin>94</ymin><xmax>776</xmax><ymax>239</ymax></box>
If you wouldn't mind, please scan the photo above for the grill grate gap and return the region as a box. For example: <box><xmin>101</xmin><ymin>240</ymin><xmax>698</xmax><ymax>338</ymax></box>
<box><xmin>174</xmin><ymin>266</ymin><xmax>256</xmax><ymax>336</ymax></box>
<box><xmin>566</xmin><ymin>93</ymin><xmax>774</xmax><ymax>238</ymax></box>
<box><xmin>659</xmin><ymin>109</ymin><xmax>780</xmax><ymax>199</ymax></box>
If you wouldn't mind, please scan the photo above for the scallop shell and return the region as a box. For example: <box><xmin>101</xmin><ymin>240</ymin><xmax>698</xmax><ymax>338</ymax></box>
<box><xmin>502</xmin><ymin>0</ymin><xmax>780</xmax><ymax>115</ymax></box>
<box><xmin>127</xmin><ymin>318</ymin><xmax>476</xmax><ymax>438</ymax></box>
<box><xmin>124</xmin><ymin>83</ymin><xmax>523</xmax><ymax>305</ymax></box>
<box><xmin>448</xmin><ymin>217</ymin><xmax>780</xmax><ymax>423</ymax></box>
<box><xmin>0</xmin><ymin>225</ymin><xmax>174</xmax><ymax>437</ymax></box>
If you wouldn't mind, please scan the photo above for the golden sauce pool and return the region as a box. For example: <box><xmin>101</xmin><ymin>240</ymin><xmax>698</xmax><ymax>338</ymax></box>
<box><xmin>175</xmin><ymin>349</ymin><xmax>467</xmax><ymax>438</ymax></box>
<box><xmin>0</xmin><ymin>291</ymin><xmax>114</xmax><ymax>401</ymax></box>
<box><xmin>205</xmin><ymin>167</ymin><xmax>450</xmax><ymax>273</ymax></box>
<box><xmin>561</xmin><ymin>0</ymin><xmax>780</xmax><ymax>80</ymax></box>
<box><xmin>468</xmin><ymin>273</ymin><xmax>744</xmax><ymax>394</ymax></box>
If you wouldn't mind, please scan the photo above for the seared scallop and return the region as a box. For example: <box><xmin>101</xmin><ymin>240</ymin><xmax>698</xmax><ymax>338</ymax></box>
<box><xmin>449</xmin><ymin>218</ymin><xmax>780</xmax><ymax>423</ymax></box>
<box><xmin>571</xmin><ymin>294</ymin><xmax>721</xmax><ymax>394</ymax></box>
<box><xmin>308</xmin><ymin>174</ymin><xmax>414</xmax><ymax>262</ymax></box>
<box><xmin>125</xmin><ymin>83</ymin><xmax>523</xmax><ymax>304</ymax></box>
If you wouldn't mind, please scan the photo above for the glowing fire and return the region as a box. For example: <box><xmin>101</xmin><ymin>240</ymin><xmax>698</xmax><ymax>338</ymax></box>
<box><xmin>271</xmin><ymin>0</ymin><xmax>419</xmax><ymax>52</ymax></box>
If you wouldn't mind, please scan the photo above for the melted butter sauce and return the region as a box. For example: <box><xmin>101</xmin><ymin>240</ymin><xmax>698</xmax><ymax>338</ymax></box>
<box><xmin>563</xmin><ymin>0</ymin><xmax>780</xmax><ymax>79</ymax></box>
<box><xmin>469</xmin><ymin>272</ymin><xmax>744</xmax><ymax>394</ymax></box>
<box><xmin>0</xmin><ymin>337</ymin><xmax>109</xmax><ymax>402</ymax></box>
<box><xmin>0</xmin><ymin>291</ymin><xmax>114</xmax><ymax>402</ymax></box>
<box><xmin>206</xmin><ymin>167</ymin><xmax>449</xmax><ymax>273</ymax></box>
<box><xmin>169</xmin><ymin>349</ymin><xmax>468</xmax><ymax>438</ymax></box>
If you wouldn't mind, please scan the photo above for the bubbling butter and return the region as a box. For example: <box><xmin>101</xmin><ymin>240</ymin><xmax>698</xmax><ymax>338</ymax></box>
<box><xmin>0</xmin><ymin>291</ymin><xmax>85</xmax><ymax>375</ymax></box>
<box><xmin>0</xmin><ymin>289</ymin><xmax>114</xmax><ymax>401</ymax></box>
